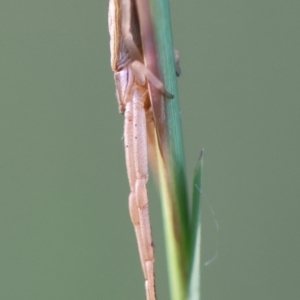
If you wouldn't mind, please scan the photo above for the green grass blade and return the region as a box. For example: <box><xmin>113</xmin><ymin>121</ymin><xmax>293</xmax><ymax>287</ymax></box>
<box><xmin>148</xmin><ymin>0</ymin><xmax>190</xmax><ymax>299</ymax></box>
<box><xmin>189</xmin><ymin>149</ymin><xmax>204</xmax><ymax>300</ymax></box>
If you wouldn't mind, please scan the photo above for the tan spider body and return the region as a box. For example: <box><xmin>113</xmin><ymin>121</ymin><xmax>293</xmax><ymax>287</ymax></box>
<box><xmin>108</xmin><ymin>1</ymin><xmax>171</xmax><ymax>299</ymax></box>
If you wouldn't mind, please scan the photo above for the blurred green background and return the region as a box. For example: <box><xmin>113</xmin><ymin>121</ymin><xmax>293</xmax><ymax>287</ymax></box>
<box><xmin>1</xmin><ymin>0</ymin><xmax>299</xmax><ymax>299</ymax></box>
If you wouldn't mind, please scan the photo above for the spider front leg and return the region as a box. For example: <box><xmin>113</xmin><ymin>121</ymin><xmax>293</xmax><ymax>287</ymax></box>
<box><xmin>124</xmin><ymin>83</ymin><xmax>156</xmax><ymax>300</ymax></box>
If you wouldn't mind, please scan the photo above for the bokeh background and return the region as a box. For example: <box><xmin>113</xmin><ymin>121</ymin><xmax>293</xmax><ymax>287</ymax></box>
<box><xmin>1</xmin><ymin>1</ymin><xmax>299</xmax><ymax>299</ymax></box>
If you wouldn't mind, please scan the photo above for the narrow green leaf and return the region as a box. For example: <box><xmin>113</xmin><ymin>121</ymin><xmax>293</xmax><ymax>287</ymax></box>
<box><xmin>189</xmin><ymin>149</ymin><xmax>204</xmax><ymax>300</ymax></box>
<box><xmin>148</xmin><ymin>0</ymin><xmax>190</xmax><ymax>299</ymax></box>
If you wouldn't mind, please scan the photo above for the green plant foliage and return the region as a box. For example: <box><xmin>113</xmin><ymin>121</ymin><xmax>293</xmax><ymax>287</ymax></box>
<box><xmin>149</xmin><ymin>0</ymin><xmax>204</xmax><ymax>299</ymax></box>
